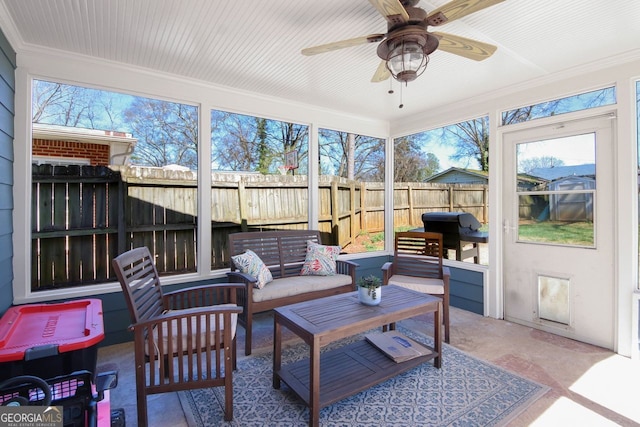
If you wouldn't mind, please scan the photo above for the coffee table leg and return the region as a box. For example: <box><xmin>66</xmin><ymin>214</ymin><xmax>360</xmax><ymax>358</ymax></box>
<box><xmin>434</xmin><ymin>300</ymin><xmax>442</xmax><ymax>369</ymax></box>
<box><xmin>273</xmin><ymin>314</ymin><xmax>282</xmax><ymax>389</ymax></box>
<box><xmin>309</xmin><ymin>339</ymin><xmax>320</xmax><ymax>427</ymax></box>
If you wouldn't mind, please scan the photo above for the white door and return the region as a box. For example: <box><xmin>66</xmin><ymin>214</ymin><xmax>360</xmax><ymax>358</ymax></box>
<box><xmin>502</xmin><ymin>114</ymin><xmax>615</xmax><ymax>349</ymax></box>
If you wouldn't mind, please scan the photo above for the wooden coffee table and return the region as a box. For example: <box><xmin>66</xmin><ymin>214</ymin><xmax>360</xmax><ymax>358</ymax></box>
<box><xmin>272</xmin><ymin>285</ymin><xmax>442</xmax><ymax>427</ymax></box>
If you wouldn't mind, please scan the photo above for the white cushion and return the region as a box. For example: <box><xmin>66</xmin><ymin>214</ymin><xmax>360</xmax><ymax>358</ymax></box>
<box><xmin>252</xmin><ymin>274</ymin><xmax>352</xmax><ymax>302</ymax></box>
<box><xmin>387</xmin><ymin>274</ymin><xmax>445</xmax><ymax>295</ymax></box>
<box><xmin>147</xmin><ymin>304</ymin><xmax>238</xmax><ymax>356</ymax></box>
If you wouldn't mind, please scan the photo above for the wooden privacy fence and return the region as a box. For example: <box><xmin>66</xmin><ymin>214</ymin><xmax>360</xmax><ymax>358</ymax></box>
<box><xmin>31</xmin><ymin>165</ymin><xmax>488</xmax><ymax>291</ymax></box>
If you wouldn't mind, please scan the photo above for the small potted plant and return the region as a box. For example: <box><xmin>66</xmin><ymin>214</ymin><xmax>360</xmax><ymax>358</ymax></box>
<box><xmin>357</xmin><ymin>275</ymin><xmax>382</xmax><ymax>306</ymax></box>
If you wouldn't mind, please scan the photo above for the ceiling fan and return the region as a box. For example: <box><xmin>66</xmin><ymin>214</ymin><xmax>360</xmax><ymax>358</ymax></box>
<box><xmin>301</xmin><ymin>0</ymin><xmax>505</xmax><ymax>84</ymax></box>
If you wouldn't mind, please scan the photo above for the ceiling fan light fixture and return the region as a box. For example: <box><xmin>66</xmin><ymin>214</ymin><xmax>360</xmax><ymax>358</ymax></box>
<box><xmin>387</xmin><ymin>40</ymin><xmax>428</xmax><ymax>83</ymax></box>
<box><xmin>377</xmin><ymin>29</ymin><xmax>439</xmax><ymax>84</ymax></box>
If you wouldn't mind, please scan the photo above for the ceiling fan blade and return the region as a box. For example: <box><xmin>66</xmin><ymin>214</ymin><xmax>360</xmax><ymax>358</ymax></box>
<box><xmin>301</xmin><ymin>34</ymin><xmax>385</xmax><ymax>56</ymax></box>
<box><xmin>368</xmin><ymin>0</ymin><xmax>409</xmax><ymax>25</ymax></box>
<box><xmin>433</xmin><ymin>32</ymin><xmax>497</xmax><ymax>61</ymax></box>
<box><xmin>427</xmin><ymin>0</ymin><xmax>506</xmax><ymax>26</ymax></box>
<box><xmin>371</xmin><ymin>60</ymin><xmax>390</xmax><ymax>82</ymax></box>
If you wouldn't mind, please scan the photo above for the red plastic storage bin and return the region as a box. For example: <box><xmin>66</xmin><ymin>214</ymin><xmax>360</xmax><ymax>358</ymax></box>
<box><xmin>0</xmin><ymin>299</ymin><xmax>104</xmax><ymax>382</ymax></box>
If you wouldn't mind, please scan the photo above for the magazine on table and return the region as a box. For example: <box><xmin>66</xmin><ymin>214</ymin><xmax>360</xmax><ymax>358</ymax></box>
<box><xmin>365</xmin><ymin>330</ymin><xmax>432</xmax><ymax>363</ymax></box>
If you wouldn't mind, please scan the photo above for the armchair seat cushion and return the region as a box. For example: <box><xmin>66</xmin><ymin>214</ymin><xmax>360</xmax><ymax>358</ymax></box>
<box><xmin>252</xmin><ymin>274</ymin><xmax>353</xmax><ymax>302</ymax></box>
<box><xmin>387</xmin><ymin>274</ymin><xmax>445</xmax><ymax>295</ymax></box>
<box><xmin>147</xmin><ymin>304</ymin><xmax>239</xmax><ymax>356</ymax></box>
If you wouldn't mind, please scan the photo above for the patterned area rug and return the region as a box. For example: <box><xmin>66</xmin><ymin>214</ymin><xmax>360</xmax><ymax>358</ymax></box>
<box><xmin>178</xmin><ymin>327</ymin><xmax>548</xmax><ymax>426</ymax></box>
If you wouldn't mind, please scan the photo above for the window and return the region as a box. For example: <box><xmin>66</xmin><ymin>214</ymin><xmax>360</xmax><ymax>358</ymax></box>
<box><xmin>318</xmin><ymin>129</ymin><xmax>385</xmax><ymax>253</ymax></box>
<box><xmin>502</xmin><ymin>87</ymin><xmax>616</xmax><ymax>124</ymax></box>
<box><xmin>394</xmin><ymin>117</ymin><xmax>490</xmax><ymax>264</ymax></box>
<box><xmin>31</xmin><ymin>79</ymin><xmax>198</xmax><ymax>291</ymax></box>
<box><xmin>210</xmin><ymin>110</ymin><xmax>309</xmax><ymax>268</ymax></box>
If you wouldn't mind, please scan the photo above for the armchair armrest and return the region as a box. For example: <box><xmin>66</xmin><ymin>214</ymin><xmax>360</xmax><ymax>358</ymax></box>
<box><xmin>381</xmin><ymin>261</ymin><xmax>395</xmax><ymax>285</ymax></box>
<box><xmin>163</xmin><ymin>282</ymin><xmax>245</xmax><ymax>310</ymax></box>
<box><xmin>442</xmin><ymin>266</ymin><xmax>451</xmax><ymax>289</ymax></box>
<box><xmin>129</xmin><ymin>304</ymin><xmax>243</xmax><ymax>332</ymax></box>
<box><xmin>226</xmin><ymin>271</ymin><xmax>257</xmax><ymax>287</ymax></box>
<box><xmin>337</xmin><ymin>259</ymin><xmax>359</xmax><ymax>289</ymax></box>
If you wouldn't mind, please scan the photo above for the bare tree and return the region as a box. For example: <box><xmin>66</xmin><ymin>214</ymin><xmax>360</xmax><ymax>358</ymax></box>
<box><xmin>446</xmin><ymin>117</ymin><xmax>490</xmax><ymax>171</ymax></box>
<box><xmin>392</xmin><ymin>136</ymin><xmax>440</xmax><ymax>182</ymax></box>
<box><xmin>319</xmin><ymin>130</ymin><xmax>384</xmax><ymax>181</ymax></box>
<box><xmin>124</xmin><ymin>98</ymin><xmax>198</xmax><ymax>168</ymax></box>
<box><xmin>32</xmin><ymin>80</ymin><xmax>124</xmax><ymax>130</ymax></box>
<box><xmin>211</xmin><ymin>110</ymin><xmax>308</xmax><ymax>174</ymax></box>
<box><xmin>211</xmin><ymin>111</ymin><xmax>260</xmax><ymax>171</ymax></box>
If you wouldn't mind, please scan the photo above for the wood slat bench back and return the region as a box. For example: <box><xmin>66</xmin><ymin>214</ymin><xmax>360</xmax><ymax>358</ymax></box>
<box><xmin>228</xmin><ymin>229</ymin><xmax>321</xmax><ymax>279</ymax></box>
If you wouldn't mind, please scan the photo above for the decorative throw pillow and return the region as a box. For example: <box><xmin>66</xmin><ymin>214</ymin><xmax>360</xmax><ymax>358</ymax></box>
<box><xmin>300</xmin><ymin>240</ymin><xmax>341</xmax><ymax>276</ymax></box>
<box><xmin>231</xmin><ymin>249</ymin><xmax>273</xmax><ymax>289</ymax></box>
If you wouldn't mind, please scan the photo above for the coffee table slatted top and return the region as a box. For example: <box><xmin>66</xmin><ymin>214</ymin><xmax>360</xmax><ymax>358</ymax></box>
<box><xmin>275</xmin><ymin>285</ymin><xmax>441</xmax><ymax>346</ymax></box>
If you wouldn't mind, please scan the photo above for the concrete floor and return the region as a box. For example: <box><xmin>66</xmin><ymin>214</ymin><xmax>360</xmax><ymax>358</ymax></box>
<box><xmin>98</xmin><ymin>306</ymin><xmax>640</xmax><ymax>427</ymax></box>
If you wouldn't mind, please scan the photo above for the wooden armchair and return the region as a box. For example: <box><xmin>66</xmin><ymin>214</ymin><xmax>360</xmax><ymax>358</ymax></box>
<box><xmin>382</xmin><ymin>231</ymin><xmax>450</xmax><ymax>343</ymax></box>
<box><xmin>112</xmin><ymin>247</ymin><xmax>243</xmax><ymax>427</ymax></box>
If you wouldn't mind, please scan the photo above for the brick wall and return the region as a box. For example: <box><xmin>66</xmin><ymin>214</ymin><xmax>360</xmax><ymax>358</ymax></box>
<box><xmin>32</xmin><ymin>139</ymin><xmax>110</xmax><ymax>165</ymax></box>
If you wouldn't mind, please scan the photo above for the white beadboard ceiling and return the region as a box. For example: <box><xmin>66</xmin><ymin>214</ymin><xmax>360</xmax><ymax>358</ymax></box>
<box><xmin>0</xmin><ymin>0</ymin><xmax>639</xmax><ymax>122</ymax></box>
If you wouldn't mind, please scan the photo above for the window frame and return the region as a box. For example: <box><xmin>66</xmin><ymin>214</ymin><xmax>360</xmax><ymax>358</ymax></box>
<box><xmin>12</xmin><ymin>69</ymin><xmax>388</xmax><ymax>304</ymax></box>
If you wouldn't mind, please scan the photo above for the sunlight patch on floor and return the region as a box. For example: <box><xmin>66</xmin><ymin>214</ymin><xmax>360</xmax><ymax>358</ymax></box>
<box><xmin>569</xmin><ymin>354</ymin><xmax>640</xmax><ymax>423</ymax></box>
<box><xmin>530</xmin><ymin>397</ymin><xmax>619</xmax><ymax>426</ymax></box>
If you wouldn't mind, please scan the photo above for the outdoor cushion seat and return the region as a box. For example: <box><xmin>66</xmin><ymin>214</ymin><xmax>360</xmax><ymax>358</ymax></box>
<box><xmin>251</xmin><ymin>274</ymin><xmax>353</xmax><ymax>303</ymax></box>
<box><xmin>386</xmin><ymin>274</ymin><xmax>446</xmax><ymax>295</ymax></box>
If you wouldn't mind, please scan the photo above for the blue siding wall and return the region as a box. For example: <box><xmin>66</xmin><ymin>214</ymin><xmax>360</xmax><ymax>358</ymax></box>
<box><xmin>0</xmin><ymin>28</ymin><xmax>15</xmax><ymax>315</ymax></box>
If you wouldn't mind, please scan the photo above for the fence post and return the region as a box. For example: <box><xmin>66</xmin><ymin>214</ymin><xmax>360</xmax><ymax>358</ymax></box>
<box><xmin>350</xmin><ymin>181</ymin><xmax>356</xmax><ymax>246</ymax></box>
<box><xmin>331</xmin><ymin>180</ymin><xmax>339</xmax><ymax>244</ymax></box>
<box><xmin>238</xmin><ymin>179</ymin><xmax>248</xmax><ymax>231</ymax></box>
<box><xmin>117</xmin><ymin>178</ymin><xmax>127</xmax><ymax>254</ymax></box>
<box><xmin>360</xmin><ymin>182</ymin><xmax>366</xmax><ymax>231</ymax></box>
<box><xmin>449</xmin><ymin>185</ymin><xmax>454</xmax><ymax>211</ymax></box>
<box><xmin>483</xmin><ymin>186</ymin><xmax>488</xmax><ymax>223</ymax></box>
<box><xmin>408</xmin><ymin>185</ymin><xmax>414</xmax><ymax>226</ymax></box>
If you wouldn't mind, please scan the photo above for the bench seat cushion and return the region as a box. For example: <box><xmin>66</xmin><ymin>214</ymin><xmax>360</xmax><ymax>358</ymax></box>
<box><xmin>252</xmin><ymin>274</ymin><xmax>352</xmax><ymax>302</ymax></box>
<box><xmin>386</xmin><ymin>274</ymin><xmax>445</xmax><ymax>295</ymax></box>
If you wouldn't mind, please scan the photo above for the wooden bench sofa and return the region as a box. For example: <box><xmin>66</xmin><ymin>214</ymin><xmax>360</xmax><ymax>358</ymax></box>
<box><xmin>227</xmin><ymin>229</ymin><xmax>357</xmax><ymax>355</ymax></box>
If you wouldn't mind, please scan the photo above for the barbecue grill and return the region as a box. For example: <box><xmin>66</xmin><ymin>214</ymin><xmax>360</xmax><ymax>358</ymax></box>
<box><xmin>421</xmin><ymin>212</ymin><xmax>488</xmax><ymax>264</ymax></box>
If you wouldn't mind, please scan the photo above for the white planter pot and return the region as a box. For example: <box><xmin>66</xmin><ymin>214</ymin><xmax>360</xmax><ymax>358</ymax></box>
<box><xmin>358</xmin><ymin>286</ymin><xmax>381</xmax><ymax>306</ymax></box>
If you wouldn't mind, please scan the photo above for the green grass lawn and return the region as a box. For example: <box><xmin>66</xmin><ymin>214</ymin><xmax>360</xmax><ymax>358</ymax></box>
<box><xmin>518</xmin><ymin>220</ymin><xmax>593</xmax><ymax>246</ymax></box>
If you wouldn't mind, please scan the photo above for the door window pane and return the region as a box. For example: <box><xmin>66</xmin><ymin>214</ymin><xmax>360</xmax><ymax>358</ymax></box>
<box><xmin>516</xmin><ymin>134</ymin><xmax>596</xmax><ymax>247</ymax></box>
